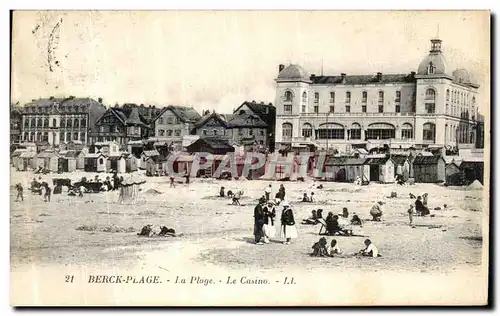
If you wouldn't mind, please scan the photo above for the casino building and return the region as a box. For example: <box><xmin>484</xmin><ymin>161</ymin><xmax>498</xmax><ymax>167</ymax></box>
<box><xmin>274</xmin><ymin>38</ymin><xmax>481</xmax><ymax>153</ymax></box>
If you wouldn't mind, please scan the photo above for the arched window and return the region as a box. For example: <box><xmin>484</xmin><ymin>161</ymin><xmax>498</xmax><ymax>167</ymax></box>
<box><xmin>167</xmin><ymin>130</ymin><xmax>172</xmax><ymax>136</ymax></box>
<box><xmin>282</xmin><ymin>123</ymin><xmax>293</xmax><ymax>140</ymax></box>
<box><xmin>423</xmin><ymin>123</ymin><xmax>436</xmax><ymax>142</ymax></box>
<box><xmin>284</xmin><ymin>91</ymin><xmax>293</xmax><ymax>102</ymax></box>
<box><xmin>67</xmin><ymin>119</ymin><xmax>72</xmax><ymax>128</ymax></box>
<box><xmin>81</xmin><ymin>118</ymin><xmax>86</xmax><ymax>127</ymax></box>
<box><xmin>59</xmin><ymin>132</ymin><xmax>65</xmax><ymax>143</ymax></box>
<box><xmin>30</xmin><ymin>118</ymin><xmax>35</xmax><ymax>128</ymax></box>
<box><xmin>349</xmin><ymin>123</ymin><xmax>361</xmax><ymax>140</ymax></box>
<box><xmin>446</xmin><ymin>89</ymin><xmax>450</xmax><ymax>101</ymax></box>
<box><xmin>401</xmin><ymin>123</ymin><xmax>413</xmax><ymax>139</ymax></box>
<box><xmin>74</xmin><ymin>119</ymin><xmax>79</xmax><ymax>128</ymax></box>
<box><xmin>80</xmin><ymin>132</ymin><xmax>85</xmax><ymax>142</ymax></box>
<box><xmin>378</xmin><ymin>91</ymin><xmax>384</xmax><ymax>112</ymax></box>
<box><xmin>366</xmin><ymin>123</ymin><xmax>395</xmax><ymax>140</ymax></box>
<box><xmin>24</xmin><ymin>119</ymin><xmax>29</xmax><ymax>128</ymax></box>
<box><xmin>37</xmin><ymin>118</ymin><xmax>42</xmax><ymax>127</ymax></box>
<box><xmin>395</xmin><ymin>91</ymin><xmax>401</xmax><ymax>103</ymax></box>
<box><xmin>52</xmin><ymin>118</ymin><xmax>57</xmax><ymax>127</ymax></box>
<box><xmin>316</xmin><ymin>123</ymin><xmax>345</xmax><ymax>140</ymax></box>
<box><xmin>73</xmin><ymin>132</ymin><xmax>78</xmax><ymax>140</ymax></box>
<box><xmin>43</xmin><ymin>118</ymin><xmax>49</xmax><ymax>127</ymax></box>
<box><xmin>362</xmin><ymin>91</ymin><xmax>368</xmax><ymax>103</ymax></box>
<box><xmin>425</xmin><ymin>88</ymin><xmax>436</xmax><ymax>100</ymax></box>
<box><xmin>425</xmin><ymin>88</ymin><xmax>436</xmax><ymax>113</ymax></box>
<box><xmin>301</xmin><ymin>123</ymin><xmax>312</xmax><ymax>138</ymax></box>
<box><xmin>302</xmin><ymin>91</ymin><xmax>307</xmax><ymax>103</ymax></box>
<box><xmin>314</xmin><ymin>92</ymin><xmax>319</xmax><ymax>104</ymax></box>
<box><xmin>99</xmin><ymin>158</ymin><xmax>104</xmax><ymax>165</ymax></box>
<box><xmin>159</xmin><ymin>129</ymin><xmax>165</xmax><ymax>136</ymax></box>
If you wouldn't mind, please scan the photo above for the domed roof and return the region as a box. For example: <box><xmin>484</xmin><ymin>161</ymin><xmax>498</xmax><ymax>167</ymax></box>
<box><xmin>277</xmin><ymin>64</ymin><xmax>311</xmax><ymax>81</ymax></box>
<box><xmin>417</xmin><ymin>53</ymin><xmax>448</xmax><ymax>75</ymax></box>
<box><xmin>452</xmin><ymin>68</ymin><xmax>471</xmax><ymax>83</ymax></box>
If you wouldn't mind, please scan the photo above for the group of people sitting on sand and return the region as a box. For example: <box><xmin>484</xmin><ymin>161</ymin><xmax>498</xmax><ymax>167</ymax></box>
<box><xmin>302</xmin><ymin>207</ymin><xmax>362</xmax><ymax>228</ymax></box>
<box><xmin>301</xmin><ymin>192</ymin><xmax>315</xmax><ymax>203</ymax></box>
<box><xmin>311</xmin><ymin>238</ymin><xmax>380</xmax><ymax>258</ymax></box>
<box><xmin>29</xmin><ymin>177</ymin><xmax>52</xmax><ymax>202</ymax></box>
<box><xmin>137</xmin><ymin>224</ymin><xmax>177</xmax><ymax>237</ymax></box>
<box><xmin>219</xmin><ymin>186</ymin><xmax>245</xmax><ymax>206</ymax></box>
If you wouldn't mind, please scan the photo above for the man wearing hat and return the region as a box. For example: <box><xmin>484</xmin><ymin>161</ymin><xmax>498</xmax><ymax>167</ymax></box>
<box><xmin>253</xmin><ymin>198</ymin><xmax>266</xmax><ymax>245</ymax></box>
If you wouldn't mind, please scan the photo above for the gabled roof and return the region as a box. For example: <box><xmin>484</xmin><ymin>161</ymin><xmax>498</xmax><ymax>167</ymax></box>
<box><xmin>193</xmin><ymin>112</ymin><xmax>230</xmax><ymax>128</ymax></box>
<box><xmin>187</xmin><ymin>138</ymin><xmax>234</xmax><ymax>151</ymax></box>
<box><xmin>125</xmin><ymin>107</ymin><xmax>146</xmax><ymax>126</ymax></box>
<box><xmin>36</xmin><ymin>151</ymin><xmax>58</xmax><ymax>158</ymax></box>
<box><xmin>391</xmin><ymin>155</ymin><xmax>409</xmax><ymax>165</ymax></box>
<box><xmin>234</xmin><ymin>101</ymin><xmax>275</xmax><ymax>124</ymax></box>
<box><xmin>100</xmin><ymin>106</ymin><xmax>149</xmax><ymax>127</ymax></box>
<box><xmin>228</xmin><ymin>113</ymin><xmax>268</xmax><ymax>128</ymax></box>
<box><xmin>310</xmin><ymin>73</ymin><xmax>415</xmax><ymax>85</ymax></box>
<box><xmin>412</xmin><ymin>155</ymin><xmax>443</xmax><ymax>165</ymax></box>
<box><xmin>152</xmin><ymin>105</ymin><xmax>202</xmax><ymax>124</ymax></box>
<box><xmin>19</xmin><ymin>151</ymin><xmax>37</xmax><ymax>158</ymax></box>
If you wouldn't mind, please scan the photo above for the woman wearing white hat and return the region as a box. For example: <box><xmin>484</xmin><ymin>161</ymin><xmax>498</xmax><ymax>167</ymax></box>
<box><xmin>279</xmin><ymin>201</ymin><xmax>298</xmax><ymax>245</ymax></box>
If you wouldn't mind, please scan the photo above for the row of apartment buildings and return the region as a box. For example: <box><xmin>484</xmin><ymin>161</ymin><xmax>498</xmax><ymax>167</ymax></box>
<box><xmin>10</xmin><ymin>97</ymin><xmax>277</xmax><ymax>151</ymax></box>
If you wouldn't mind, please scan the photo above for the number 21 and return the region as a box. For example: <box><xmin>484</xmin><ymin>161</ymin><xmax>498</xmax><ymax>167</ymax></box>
<box><xmin>65</xmin><ymin>275</ymin><xmax>74</xmax><ymax>283</ymax></box>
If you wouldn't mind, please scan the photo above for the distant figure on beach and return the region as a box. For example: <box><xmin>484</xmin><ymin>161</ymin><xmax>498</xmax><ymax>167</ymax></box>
<box><xmin>169</xmin><ymin>175</ymin><xmax>176</xmax><ymax>188</ymax></box>
<box><xmin>359</xmin><ymin>239</ymin><xmax>380</xmax><ymax>258</ymax></box>
<box><xmin>253</xmin><ymin>198</ymin><xmax>266</xmax><ymax>245</ymax></box>
<box><xmin>370</xmin><ymin>201</ymin><xmax>384</xmax><ymax>221</ymax></box>
<box><xmin>409</xmin><ymin>193</ymin><xmax>416</xmax><ymax>199</ymax></box>
<box><xmin>342</xmin><ymin>207</ymin><xmax>349</xmax><ymax>219</ymax></box>
<box><xmin>278</xmin><ymin>184</ymin><xmax>286</xmax><ymax>200</ymax></box>
<box><xmin>329</xmin><ymin>239</ymin><xmax>342</xmax><ymax>256</ymax></box>
<box><xmin>408</xmin><ymin>204</ymin><xmax>414</xmax><ymax>225</ymax></box>
<box><xmin>43</xmin><ymin>183</ymin><xmax>51</xmax><ymax>202</ymax></box>
<box><xmin>415</xmin><ymin>196</ymin><xmax>430</xmax><ymax>216</ymax></box>
<box><xmin>219</xmin><ymin>186</ymin><xmax>225</xmax><ymax>197</ymax></box>
<box><xmin>316</xmin><ymin>209</ymin><xmax>324</xmax><ymax>220</ymax></box>
<box><xmin>302</xmin><ymin>210</ymin><xmax>318</xmax><ymax>225</ymax></box>
<box><xmin>422</xmin><ymin>193</ymin><xmax>429</xmax><ymax>206</ymax></box>
<box><xmin>279</xmin><ymin>201</ymin><xmax>297</xmax><ymax>245</ymax></box>
<box><xmin>351</xmin><ymin>213</ymin><xmax>362</xmax><ymax>226</ymax></box>
<box><xmin>264</xmin><ymin>184</ymin><xmax>272</xmax><ymax>202</ymax></box>
<box><xmin>309</xmin><ymin>192</ymin><xmax>315</xmax><ymax>202</ymax></box>
<box><xmin>354</xmin><ymin>176</ymin><xmax>362</xmax><ymax>186</ymax></box>
<box><xmin>316</xmin><ymin>184</ymin><xmax>324</xmax><ymax>189</ymax></box>
<box><xmin>232</xmin><ymin>190</ymin><xmax>243</xmax><ymax>206</ymax></box>
<box><xmin>185</xmin><ymin>173</ymin><xmax>190</xmax><ymax>185</ymax></box>
<box><xmin>311</xmin><ymin>237</ymin><xmax>328</xmax><ymax>257</ymax></box>
<box><xmin>301</xmin><ymin>193</ymin><xmax>310</xmax><ymax>202</ymax></box>
<box><xmin>15</xmin><ymin>183</ymin><xmax>23</xmax><ymax>202</ymax></box>
<box><xmin>227</xmin><ymin>190</ymin><xmax>234</xmax><ymax>198</ymax></box>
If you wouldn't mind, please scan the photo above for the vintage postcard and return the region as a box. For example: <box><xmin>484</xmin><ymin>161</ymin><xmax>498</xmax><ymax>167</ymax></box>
<box><xmin>10</xmin><ymin>10</ymin><xmax>490</xmax><ymax>306</ymax></box>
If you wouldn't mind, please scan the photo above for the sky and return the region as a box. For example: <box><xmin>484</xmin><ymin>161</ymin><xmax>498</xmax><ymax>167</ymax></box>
<box><xmin>11</xmin><ymin>11</ymin><xmax>490</xmax><ymax>114</ymax></box>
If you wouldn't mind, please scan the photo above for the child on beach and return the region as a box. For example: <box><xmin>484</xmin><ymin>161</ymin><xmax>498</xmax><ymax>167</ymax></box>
<box><xmin>44</xmin><ymin>184</ymin><xmax>51</xmax><ymax>202</ymax></box>
<box><xmin>408</xmin><ymin>204</ymin><xmax>414</xmax><ymax>225</ymax></box>
<box><xmin>15</xmin><ymin>183</ymin><xmax>23</xmax><ymax>202</ymax></box>
<box><xmin>329</xmin><ymin>239</ymin><xmax>342</xmax><ymax>256</ymax></box>
<box><xmin>359</xmin><ymin>239</ymin><xmax>380</xmax><ymax>258</ymax></box>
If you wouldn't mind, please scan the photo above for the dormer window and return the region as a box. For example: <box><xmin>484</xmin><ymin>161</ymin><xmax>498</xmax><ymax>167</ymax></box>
<box><xmin>427</xmin><ymin>62</ymin><xmax>436</xmax><ymax>74</ymax></box>
<box><xmin>239</xmin><ymin>110</ymin><xmax>246</xmax><ymax>115</ymax></box>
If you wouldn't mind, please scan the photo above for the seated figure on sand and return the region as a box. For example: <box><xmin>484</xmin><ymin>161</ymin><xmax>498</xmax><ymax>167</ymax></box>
<box><xmin>329</xmin><ymin>239</ymin><xmax>342</xmax><ymax>256</ymax></box>
<box><xmin>310</xmin><ymin>237</ymin><xmax>329</xmax><ymax>257</ymax></box>
<box><xmin>351</xmin><ymin>213</ymin><xmax>362</xmax><ymax>225</ymax></box>
<box><xmin>301</xmin><ymin>193</ymin><xmax>310</xmax><ymax>203</ymax></box>
<box><xmin>302</xmin><ymin>210</ymin><xmax>318</xmax><ymax>225</ymax></box>
<box><xmin>359</xmin><ymin>239</ymin><xmax>380</xmax><ymax>257</ymax></box>
<box><xmin>415</xmin><ymin>196</ymin><xmax>430</xmax><ymax>216</ymax></box>
<box><xmin>232</xmin><ymin>190</ymin><xmax>243</xmax><ymax>206</ymax></box>
<box><xmin>370</xmin><ymin>201</ymin><xmax>384</xmax><ymax>221</ymax></box>
<box><xmin>219</xmin><ymin>186</ymin><xmax>225</xmax><ymax>198</ymax></box>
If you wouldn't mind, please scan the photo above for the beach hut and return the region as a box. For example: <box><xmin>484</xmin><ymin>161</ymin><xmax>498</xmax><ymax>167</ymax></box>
<box><xmin>391</xmin><ymin>155</ymin><xmax>411</xmax><ymax>181</ymax></box>
<box><xmin>84</xmin><ymin>153</ymin><xmax>107</xmax><ymax>172</ymax></box>
<box><xmin>35</xmin><ymin>151</ymin><xmax>59</xmax><ymax>172</ymax></box>
<box><xmin>323</xmin><ymin>157</ymin><xmax>369</xmax><ymax>182</ymax></box>
<box><xmin>445</xmin><ymin>161</ymin><xmax>463</xmax><ymax>185</ymax></box>
<box><xmin>172</xmin><ymin>154</ymin><xmax>194</xmax><ymax>175</ymax></box>
<box><xmin>17</xmin><ymin>151</ymin><xmax>37</xmax><ymax>171</ymax></box>
<box><xmin>412</xmin><ymin>155</ymin><xmax>446</xmax><ymax>183</ymax></box>
<box><xmin>459</xmin><ymin>158</ymin><xmax>484</xmax><ymax>185</ymax></box>
<box><xmin>124</xmin><ymin>154</ymin><xmax>138</xmax><ymax>173</ymax></box>
<box><xmin>140</xmin><ymin>150</ymin><xmax>160</xmax><ymax>169</ymax></box>
<box><xmin>107</xmin><ymin>155</ymin><xmax>127</xmax><ymax>174</ymax></box>
<box><xmin>365</xmin><ymin>156</ymin><xmax>395</xmax><ymax>183</ymax></box>
<box><xmin>11</xmin><ymin>149</ymin><xmax>27</xmax><ymax>167</ymax></box>
<box><xmin>58</xmin><ymin>151</ymin><xmax>77</xmax><ymax>173</ymax></box>
<box><xmin>144</xmin><ymin>157</ymin><xmax>157</xmax><ymax>176</ymax></box>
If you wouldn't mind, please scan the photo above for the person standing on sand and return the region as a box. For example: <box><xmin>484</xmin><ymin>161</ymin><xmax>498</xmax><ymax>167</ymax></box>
<box><xmin>253</xmin><ymin>198</ymin><xmax>266</xmax><ymax>245</ymax></box>
<box><xmin>279</xmin><ymin>184</ymin><xmax>286</xmax><ymax>200</ymax></box>
<box><xmin>43</xmin><ymin>183</ymin><xmax>51</xmax><ymax>202</ymax></box>
<box><xmin>169</xmin><ymin>175</ymin><xmax>176</xmax><ymax>188</ymax></box>
<box><xmin>15</xmin><ymin>183</ymin><xmax>23</xmax><ymax>202</ymax></box>
<box><xmin>279</xmin><ymin>201</ymin><xmax>298</xmax><ymax>245</ymax></box>
<box><xmin>408</xmin><ymin>204</ymin><xmax>414</xmax><ymax>225</ymax></box>
<box><xmin>262</xmin><ymin>201</ymin><xmax>276</xmax><ymax>243</ymax></box>
<box><xmin>264</xmin><ymin>184</ymin><xmax>272</xmax><ymax>202</ymax></box>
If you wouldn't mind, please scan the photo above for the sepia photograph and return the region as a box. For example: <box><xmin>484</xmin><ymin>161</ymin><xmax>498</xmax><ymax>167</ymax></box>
<box><xmin>9</xmin><ymin>10</ymin><xmax>490</xmax><ymax>306</ymax></box>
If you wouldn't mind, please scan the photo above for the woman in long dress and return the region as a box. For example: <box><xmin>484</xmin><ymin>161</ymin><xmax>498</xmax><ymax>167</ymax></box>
<box><xmin>262</xmin><ymin>201</ymin><xmax>276</xmax><ymax>243</ymax></box>
<box><xmin>279</xmin><ymin>201</ymin><xmax>298</xmax><ymax>245</ymax></box>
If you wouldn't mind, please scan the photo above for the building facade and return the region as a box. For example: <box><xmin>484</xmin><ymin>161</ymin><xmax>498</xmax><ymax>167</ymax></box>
<box><xmin>191</xmin><ymin>112</ymin><xmax>234</xmax><ymax>140</ymax></box>
<box><xmin>20</xmin><ymin>96</ymin><xmax>106</xmax><ymax>146</ymax></box>
<box><xmin>274</xmin><ymin>38</ymin><xmax>480</xmax><ymax>153</ymax></box>
<box><xmin>89</xmin><ymin>105</ymin><xmax>150</xmax><ymax>145</ymax></box>
<box><xmin>151</xmin><ymin>105</ymin><xmax>202</xmax><ymax>144</ymax></box>
<box><xmin>10</xmin><ymin>104</ymin><xmax>22</xmax><ymax>144</ymax></box>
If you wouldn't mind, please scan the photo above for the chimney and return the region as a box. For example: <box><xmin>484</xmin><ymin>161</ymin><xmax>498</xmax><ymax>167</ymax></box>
<box><xmin>410</xmin><ymin>71</ymin><xmax>416</xmax><ymax>79</ymax></box>
<box><xmin>377</xmin><ymin>72</ymin><xmax>383</xmax><ymax>82</ymax></box>
<box><xmin>140</xmin><ymin>104</ymin><xmax>144</xmax><ymax>107</ymax></box>
<box><xmin>340</xmin><ymin>73</ymin><xmax>347</xmax><ymax>83</ymax></box>
<box><xmin>98</xmin><ymin>97</ymin><xmax>103</xmax><ymax>103</ymax></box>
<box><xmin>279</xmin><ymin>64</ymin><xmax>285</xmax><ymax>73</ymax></box>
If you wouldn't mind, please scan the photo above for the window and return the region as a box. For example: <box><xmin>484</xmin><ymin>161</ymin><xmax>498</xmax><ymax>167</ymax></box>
<box><xmin>73</xmin><ymin>132</ymin><xmax>78</xmax><ymax>140</ymax></box>
<box><xmin>37</xmin><ymin>118</ymin><xmax>42</xmax><ymax>127</ymax></box>
<box><xmin>260</xmin><ymin>130</ymin><xmax>264</xmax><ymax>136</ymax></box>
<box><xmin>248</xmin><ymin>129</ymin><xmax>254</xmax><ymax>136</ymax></box>
<box><xmin>80</xmin><ymin>132</ymin><xmax>85</xmax><ymax>142</ymax></box>
<box><xmin>446</xmin><ymin>104</ymin><xmax>449</xmax><ymax>115</ymax></box>
<box><xmin>301</xmin><ymin>123</ymin><xmax>312</xmax><ymax>138</ymax></box>
<box><xmin>423</xmin><ymin>123</ymin><xmax>436</xmax><ymax>141</ymax></box>
<box><xmin>67</xmin><ymin>119</ymin><xmax>72</xmax><ymax>128</ymax></box>
<box><xmin>345</xmin><ymin>92</ymin><xmax>351</xmax><ymax>103</ymax></box>
<box><xmin>238</xmin><ymin>128</ymin><xmax>243</xmax><ymax>136</ymax></box>
<box><xmin>329</xmin><ymin>105</ymin><xmax>335</xmax><ymax>113</ymax></box>
<box><xmin>42</xmin><ymin>132</ymin><xmax>48</xmax><ymax>142</ymax></box>
<box><xmin>330</xmin><ymin>92</ymin><xmax>335</xmax><ymax>104</ymax></box>
<box><xmin>378</xmin><ymin>91</ymin><xmax>384</xmax><ymax>104</ymax></box>
<box><xmin>395</xmin><ymin>105</ymin><xmax>400</xmax><ymax>113</ymax></box>
<box><xmin>446</xmin><ymin>89</ymin><xmax>450</xmax><ymax>101</ymax></box>
<box><xmin>158</xmin><ymin>117</ymin><xmax>164</xmax><ymax>124</ymax></box>
<box><xmin>167</xmin><ymin>117</ymin><xmax>174</xmax><ymax>124</ymax></box>
<box><xmin>472</xmin><ymin>96</ymin><xmax>476</xmax><ymax>106</ymax></box>
<box><xmin>316</xmin><ymin>123</ymin><xmax>345</xmax><ymax>140</ymax></box>
<box><xmin>167</xmin><ymin>130</ymin><xmax>172</xmax><ymax>136</ymax></box>
<box><xmin>350</xmin><ymin>123</ymin><xmax>361</xmax><ymax>140</ymax></box>
<box><xmin>425</xmin><ymin>103</ymin><xmax>435</xmax><ymax>114</ymax></box>
<box><xmin>159</xmin><ymin>129</ymin><xmax>165</xmax><ymax>136</ymax></box>
<box><xmin>314</xmin><ymin>105</ymin><xmax>319</xmax><ymax>113</ymax></box>
<box><xmin>301</xmin><ymin>104</ymin><xmax>306</xmax><ymax>113</ymax></box>
<box><xmin>314</xmin><ymin>92</ymin><xmax>319</xmax><ymax>104</ymax></box>
<box><xmin>362</xmin><ymin>105</ymin><xmax>367</xmax><ymax>113</ymax></box>
<box><xmin>427</xmin><ymin>62</ymin><xmax>435</xmax><ymax>74</ymax></box>
<box><xmin>366</xmin><ymin>123</ymin><xmax>395</xmax><ymax>140</ymax></box>
<box><xmin>24</xmin><ymin>119</ymin><xmax>29</xmax><ymax>128</ymax></box>
<box><xmin>345</xmin><ymin>105</ymin><xmax>351</xmax><ymax>113</ymax></box>
<box><xmin>425</xmin><ymin>88</ymin><xmax>436</xmax><ymax>114</ymax></box>
<box><xmin>259</xmin><ymin>140</ymin><xmax>264</xmax><ymax>145</ymax></box>
<box><xmin>214</xmin><ymin>130</ymin><xmax>218</xmax><ymax>136</ymax></box>
<box><xmin>362</xmin><ymin>91</ymin><xmax>367</xmax><ymax>103</ymax></box>
<box><xmin>284</xmin><ymin>104</ymin><xmax>292</xmax><ymax>114</ymax></box>
<box><xmin>174</xmin><ymin>130</ymin><xmax>181</xmax><ymax>136</ymax></box>
<box><xmin>81</xmin><ymin>118</ymin><xmax>86</xmax><ymax>127</ymax></box>
<box><xmin>99</xmin><ymin>158</ymin><xmax>104</xmax><ymax>165</ymax></box>
<box><xmin>378</xmin><ymin>104</ymin><xmax>384</xmax><ymax>113</ymax></box>
<box><xmin>401</xmin><ymin>123</ymin><xmax>413</xmax><ymax>139</ymax></box>
<box><xmin>302</xmin><ymin>92</ymin><xmax>307</xmax><ymax>103</ymax></box>
<box><xmin>52</xmin><ymin>118</ymin><xmax>57</xmax><ymax>127</ymax></box>
<box><xmin>74</xmin><ymin>119</ymin><xmax>79</xmax><ymax>128</ymax></box>
<box><xmin>395</xmin><ymin>91</ymin><xmax>401</xmax><ymax>103</ymax></box>
<box><xmin>282</xmin><ymin>123</ymin><xmax>293</xmax><ymax>140</ymax></box>
<box><xmin>284</xmin><ymin>91</ymin><xmax>293</xmax><ymax>102</ymax></box>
